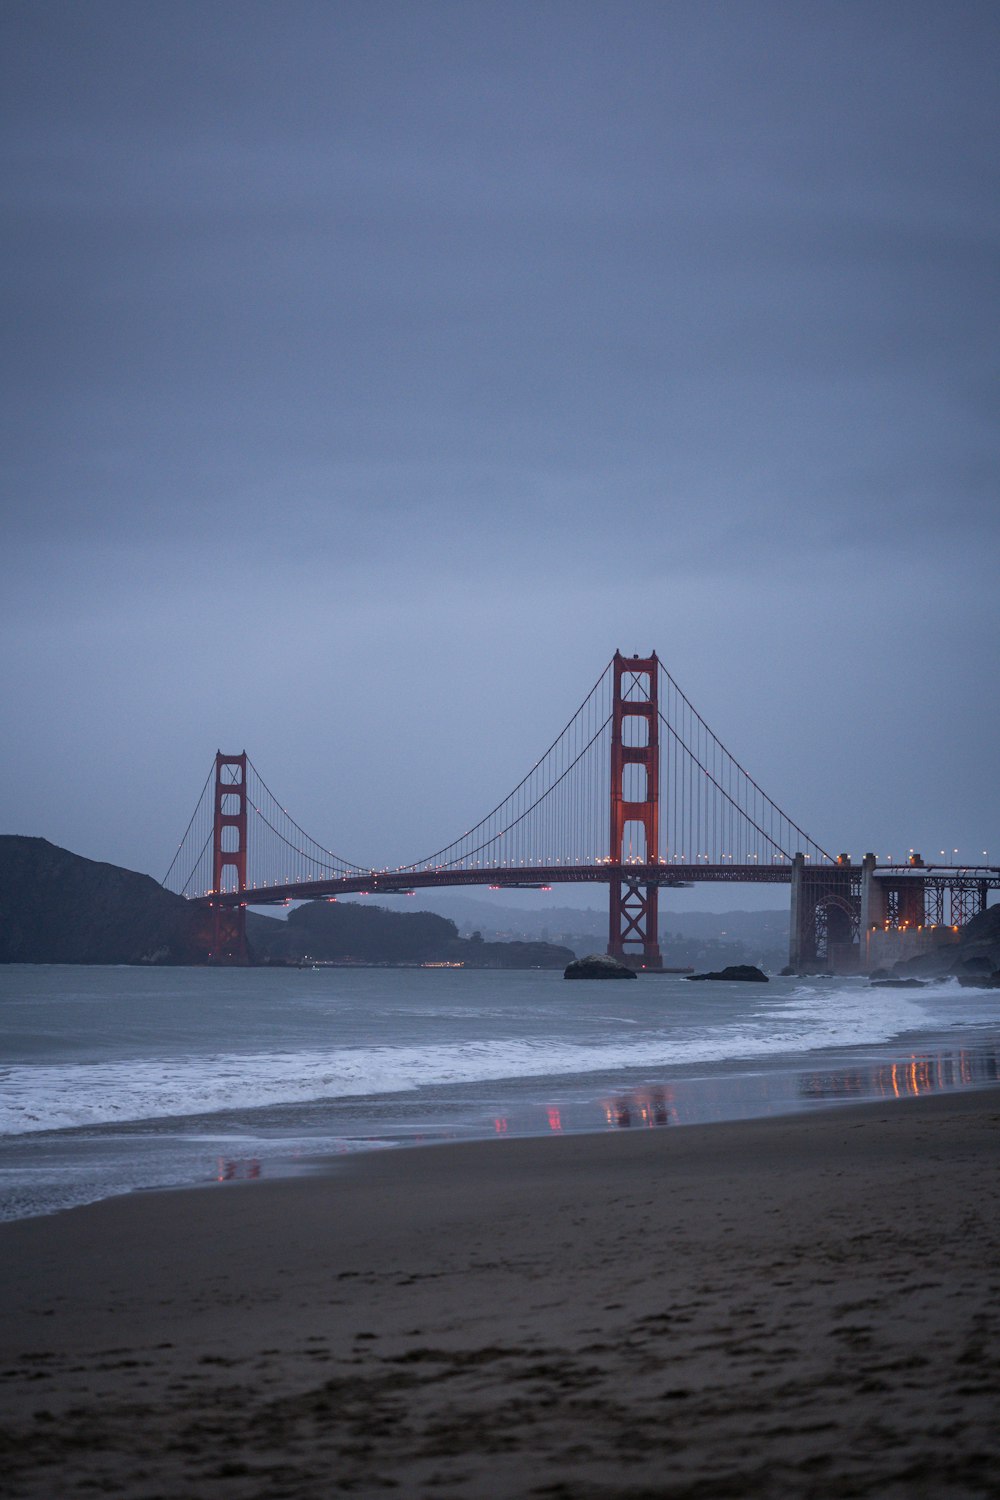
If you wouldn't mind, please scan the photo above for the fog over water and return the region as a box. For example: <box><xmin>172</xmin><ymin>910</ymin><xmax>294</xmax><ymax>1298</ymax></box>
<box><xmin>1</xmin><ymin>2</ymin><xmax>997</xmax><ymax>897</ymax></box>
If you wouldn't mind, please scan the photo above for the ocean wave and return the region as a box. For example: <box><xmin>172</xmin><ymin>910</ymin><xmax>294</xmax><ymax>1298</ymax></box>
<box><xmin>0</xmin><ymin>981</ymin><xmax>943</xmax><ymax>1135</ymax></box>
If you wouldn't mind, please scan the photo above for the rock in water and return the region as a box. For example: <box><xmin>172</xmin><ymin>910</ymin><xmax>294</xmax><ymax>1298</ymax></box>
<box><xmin>957</xmin><ymin>955</ymin><xmax>995</xmax><ymax>976</ymax></box>
<box><xmin>564</xmin><ymin>953</ymin><xmax>637</xmax><ymax>980</ymax></box>
<box><xmin>870</xmin><ymin>977</ymin><xmax>927</xmax><ymax>989</ymax></box>
<box><xmin>686</xmin><ymin>964</ymin><xmax>769</xmax><ymax>983</ymax></box>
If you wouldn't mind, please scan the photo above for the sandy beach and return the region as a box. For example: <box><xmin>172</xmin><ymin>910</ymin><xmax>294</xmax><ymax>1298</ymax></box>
<box><xmin>2</xmin><ymin>1087</ymin><xmax>998</xmax><ymax>1499</ymax></box>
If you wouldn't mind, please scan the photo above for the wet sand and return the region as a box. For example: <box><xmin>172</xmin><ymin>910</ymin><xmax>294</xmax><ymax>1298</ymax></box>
<box><xmin>2</xmin><ymin>1087</ymin><xmax>999</xmax><ymax>1498</ymax></box>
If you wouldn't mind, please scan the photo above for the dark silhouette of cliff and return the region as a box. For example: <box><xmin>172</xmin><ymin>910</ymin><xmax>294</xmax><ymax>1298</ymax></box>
<box><xmin>955</xmin><ymin>903</ymin><xmax>1000</xmax><ymax>972</ymax></box>
<box><xmin>0</xmin><ymin>836</ymin><xmax>204</xmax><ymax>965</ymax></box>
<box><xmin>892</xmin><ymin>900</ymin><xmax>1000</xmax><ymax>978</ymax></box>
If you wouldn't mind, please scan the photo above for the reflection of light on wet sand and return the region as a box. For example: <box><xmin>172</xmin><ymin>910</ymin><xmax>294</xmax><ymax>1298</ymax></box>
<box><xmin>589</xmin><ymin>1043</ymin><xmax>1000</xmax><ymax>1134</ymax></box>
<box><xmin>600</xmin><ymin>1087</ymin><xmax>675</xmax><ymax>1130</ymax></box>
<box><xmin>801</xmin><ymin>1044</ymin><xmax>998</xmax><ymax>1106</ymax></box>
<box><xmin>216</xmin><ymin>1157</ymin><xmax>261</xmax><ymax>1183</ymax></box>
<box><xmin>476</xmin><ymin>1042</ymin><xmax>1000</xmax><ymax>1144</ymax></box>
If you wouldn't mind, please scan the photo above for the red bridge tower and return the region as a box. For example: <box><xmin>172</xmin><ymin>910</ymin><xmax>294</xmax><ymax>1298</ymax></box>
<box><xmin>608</xmin><ymin>652</ymin><xmax>662</xmax><ymax>969</ymax></box>
<box><xmin>210</xmin><ymin>751</ymin><xmax>249</xmax><ymax>964</ymax></box>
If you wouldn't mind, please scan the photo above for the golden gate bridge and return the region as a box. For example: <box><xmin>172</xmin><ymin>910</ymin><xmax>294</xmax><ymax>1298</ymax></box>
<box><xmin>163</xmin><ymin>652</ymin><xmax>999</xmax><ymax>969</ymax></box>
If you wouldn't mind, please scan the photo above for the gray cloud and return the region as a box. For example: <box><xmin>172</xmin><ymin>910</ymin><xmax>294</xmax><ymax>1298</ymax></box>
<box><xmin>1</xmin><ymin>0</ymin><xmax>997</xmax><ymax>892</ymax></box>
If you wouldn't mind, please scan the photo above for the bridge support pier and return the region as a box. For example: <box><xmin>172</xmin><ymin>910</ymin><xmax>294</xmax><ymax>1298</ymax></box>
<box><xmin>211</xmin><ymin>751</ymin><xmax>249</xmax><ymax>965</ymax></box>
<box><xmin>607</xmin><ymin>652</ymin><xmax>662</xmax><ymax>969</ymax></box>
<box><xmin>859</xmin><ymin>852</ymin><xmax>887</xmax><ymax>969</ymax></box>
<box><xmin>789</xmin><ymin>853</ymin><xmax>805</xmax><ymax>971</ymax></box>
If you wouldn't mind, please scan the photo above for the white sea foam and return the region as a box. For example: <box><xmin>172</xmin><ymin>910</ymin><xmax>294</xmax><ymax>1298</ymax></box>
<box><xmin>0</xmin><ymin>980</ymin><xmax>955</xmax><ymax>1136</ymax></box>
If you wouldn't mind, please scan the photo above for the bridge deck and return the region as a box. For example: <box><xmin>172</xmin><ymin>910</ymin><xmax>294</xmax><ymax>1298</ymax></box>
<box><xmin>189</xmin><ymin>863</ymin><xmax>1000</xmax><ymax>908</ymax></box>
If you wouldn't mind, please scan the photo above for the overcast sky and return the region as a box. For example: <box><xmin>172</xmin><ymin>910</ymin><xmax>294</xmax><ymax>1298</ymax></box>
<box><xmin>1</xmin><ymin>0</ymin><xmax>997</xmax><ymax>915</ymax></box>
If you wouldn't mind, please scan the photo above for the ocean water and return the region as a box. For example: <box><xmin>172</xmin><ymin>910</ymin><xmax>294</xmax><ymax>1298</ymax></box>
<box><xmin>1</xmin><ymin>964</ymin><xmax>998</xmax><ymax>1221</ymax></box>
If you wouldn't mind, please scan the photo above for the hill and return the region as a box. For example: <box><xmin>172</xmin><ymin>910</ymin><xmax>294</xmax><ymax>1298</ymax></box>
<box><xmin>0</xmin><ymin>836</ymin><xmax>203</xmax><ymax>965</ymax></box>
<box><xmin>249</xmin><ymin>901</ymin><xmax>574</xmax><ymax>969</ymax></box>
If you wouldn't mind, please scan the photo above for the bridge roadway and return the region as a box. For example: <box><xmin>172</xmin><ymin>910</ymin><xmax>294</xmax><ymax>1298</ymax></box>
<box><xmin>191</xmin><ymin>862</ymin><xmax>998</xmax><ymax>909</ymax></box>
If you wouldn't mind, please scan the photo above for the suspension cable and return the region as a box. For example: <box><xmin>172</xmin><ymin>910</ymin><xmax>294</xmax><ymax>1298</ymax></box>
<box><xmin>162</xmin><ymin>760</ymin><xmax>214</xmax><ymax>885</ymax></box>
<box><xmin>660</xmin><ymin>669</ymin><xmax>835</xmax><ymax>862</ymax></box>
<box><xmin>658</xmin><ymin>715</ymin><xmax>796</xmax><ymax>860</ymax></box>
<box><xmin>400</xmin><ymin>658</ymin><xmax>613</xmax><ymax>870</ymax></box>
<box><xmin>245</xmin><ymin>796</ymin><xmax>362</xmax><ymax>876</ymax></box>
<box><xmin>177</xmin><ymin>827</ymin><xmax>213</xmax><ymax>898</ymax></box>
<box><xmin>428</xmin><ymin>713</ymin><xmax>613</xmax><ymax>869</ymax></box>
<box><xmin>246</xmin><ymin>756</ymin><xmax>367</xmax><ymax>872</ymax></box>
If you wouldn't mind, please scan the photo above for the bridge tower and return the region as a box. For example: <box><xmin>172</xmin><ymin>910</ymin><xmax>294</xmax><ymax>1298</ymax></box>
<box><xmin>210</xmin><ymin>751</ymin><xmax>249</xmax><ymax>964</ymax></box>
<box><xmin>608</xmin><ymin>651</ymin><xmax>662</xmax><ymax>969</ymax></box>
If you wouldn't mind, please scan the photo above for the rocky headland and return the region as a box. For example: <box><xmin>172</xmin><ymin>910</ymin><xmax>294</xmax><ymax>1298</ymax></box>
<box><xmin>0</xmin><ymin>836</ymin><xmax>203</xmax><ymax>965</ymax></box>
<box><xmin>889</xmin><ymin>904</ymin><xmax>1000</xmax><ymax>982</ymax></box>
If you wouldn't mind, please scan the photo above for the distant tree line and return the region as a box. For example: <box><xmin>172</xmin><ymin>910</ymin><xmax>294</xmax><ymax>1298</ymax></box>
<box><xmin>250</xmin><ymin>901</ymin><xmax>574</xmax><ymax>968</ymax></box>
